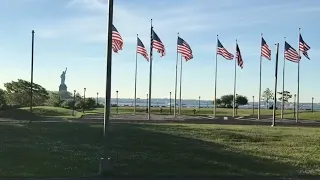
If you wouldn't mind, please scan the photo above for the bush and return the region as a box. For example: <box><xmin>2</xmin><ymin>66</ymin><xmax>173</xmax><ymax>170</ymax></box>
<box><xmin>61</xmin><ymin>99</ymin><xmax>75</xmax><ymax>109</ymax></box>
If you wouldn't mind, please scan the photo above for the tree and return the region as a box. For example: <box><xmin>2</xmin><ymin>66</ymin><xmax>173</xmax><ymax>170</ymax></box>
<box><xmin>61</xmin><ymin>99</ymin><xmax>75</xmax><ymax>109</ymax></box>
<box><xmin>236</xmin><ymin>95</ymin><xmax>248</xmax><ymax>106</ymax></box>
<box><xmin>220</xmin><ymin>95</ymin><xmax>234</xmax><ymax>107</ymax></box>
<box><xmin>46</xmin><ymin>91</ymin><xmax>62</xmax><ymax>107</ymax></box>
<box><xmin>72</xmin><ymin>93</ymin><xmax>84</xmax><ymax>109</ymax></box>
<box><xmin>213</xmin><ymin>98</ymin><xmax>222</xmax><ymax>107</ymax></box>
<box><xmin>0</xmin><ymin>89</ymin><xmax>7</xmax><ymax>108</ymax></box>
<box><xmin>262</xmin><ymin>88</ymin><xmax>274</xmax><ymax>108</ymax></box>
<box><xmin>4</xmin><ymin>79</ymin><xmax>49</xmax><ymax>106</ymax></box>
<box><xmin>278</xmin><ymin>91</ymin><xmax>292</xmax><ymax>103</ymax></box>
<box><xmin>85</xmin><ymin>98</ymin><xmax>96</xmax><ymax>109</ymax></box>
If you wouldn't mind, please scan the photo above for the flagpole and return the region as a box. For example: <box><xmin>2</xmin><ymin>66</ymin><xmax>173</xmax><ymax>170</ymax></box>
<box><xmin>174</xmin><ymin>33</ymin><xmax>179</xmax><ymax>117</ymax></box>
<box><xmin>296</xmin><ymin>28</ymin><xmax>301</xmax><ymax>123</ymax></box>
<box><xmin>214</xmin><ymin>35</ymin><xmax>218</xmax><ymax>118</ymax></box>
<box><xmin>100</xmin><ymin>0</ymin><xmax>113</xmax><ymax>174</ymax></box>
<box><xmin>133</xmin><ymin>34</ymin><xmax>139</xmax><ymax>115</ymax></box>
<box><xmin>30</xmin><ymin>30</ymin><xmax>35</xmax><ymax>122</ymax></box>
<box><xmin>233</xmin><ymin>39</ymin><xmax>237</xmax><ymax>118</ymax></box>
<box><xmin>179</xmin><ymin>54</ymin><xmax>183</xmax><ymax>115</ymax></box>
<box><xmin>272</xmin><ymin>43</ymin><xmax>279</xmax><ymax>127</ymax></box>
<box><xmin>258</xmin><ymin>33</ymin><xmax>263</xmax><ymax>120</ymax></box>
<box><xmin>148</xmin><ymin>19</ymin><xmax>153</xmax><ymax>120</ymax></box>
<box><xmin>281</xmin><ymin>37</ymin><xmax>286</xmax><ymax>120</ymax></box>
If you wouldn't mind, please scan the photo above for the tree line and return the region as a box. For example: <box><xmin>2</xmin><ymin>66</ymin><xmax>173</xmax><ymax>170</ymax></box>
<box><xmin>0</xmin><ymin>79</ymin><xmax>294</xmax><ymax>110</ymax></box>
<box><xmin>213</xmin><ymin>94</ymin><xmax>248</xmax><ymax>108</ymax></box>
<box><xmin>213</xmin><ymin>88</ymin><xmax>293</xmax><ymax>108</ymax></box>
<box><xmin>0</xmin><ymin>79</ymin><xmax>101</xmax><ymax>110</ymax></box>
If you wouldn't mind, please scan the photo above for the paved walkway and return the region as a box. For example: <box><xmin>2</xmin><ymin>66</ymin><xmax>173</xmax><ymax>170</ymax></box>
<box><xmin>1</xmin><ymin>113</ymin><xmax>320</xmax><ymax>127</ymax></box>
<box><xmin>0</xmin><ymin>176</ymin><xmax>319</xmax><ymax>180</ymax></box>
<box><xmin>75</xmin><ymin>113</ymin><xmax>320</xmax><ymax>127</ymax></box>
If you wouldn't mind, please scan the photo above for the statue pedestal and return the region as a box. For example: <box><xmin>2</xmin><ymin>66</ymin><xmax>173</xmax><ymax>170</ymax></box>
<box><xmin>59</xmin><ymin>84</ymin><xmax>67</xmax><ymax>92</ymax></box>
<box><xmin>59</xmin><ymin>84</ymin><xmax>69</xmax><ymax>100</ymax></box>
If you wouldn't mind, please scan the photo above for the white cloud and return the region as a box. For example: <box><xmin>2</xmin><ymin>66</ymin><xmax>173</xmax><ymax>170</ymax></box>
<box><xmin>36</xmin><ymin>0</ymin><xmax>320</xmax><ymax>50</ymax></box>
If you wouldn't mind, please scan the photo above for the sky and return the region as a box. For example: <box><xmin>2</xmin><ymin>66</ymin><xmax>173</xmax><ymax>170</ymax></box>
<box><xmin>1</xmin><ymin>0</ymin><xmax>320</xmax><ymax>102</ymax></box>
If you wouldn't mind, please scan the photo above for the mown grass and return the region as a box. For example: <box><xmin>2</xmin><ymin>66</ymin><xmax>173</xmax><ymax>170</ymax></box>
<box><xmin>0</xmin><ymin>122</ymin><xmax>320</xmax><ymax>177</ymax></box>
<box><xmin>1</xmin><ymin>106</ymin><xmax>319</xmax><ymax>121</ymax></box>
<box><xmin>94</xmin><ymin>107</ymin><xmax>320</xmax><ymax>120</ymax></box>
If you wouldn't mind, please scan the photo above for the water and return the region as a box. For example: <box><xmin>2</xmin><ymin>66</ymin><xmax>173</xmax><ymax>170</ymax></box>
<box><xmin>99</xmin><ymin>98</ymin><xmax>320</xmax><ymax>110</ymax></box>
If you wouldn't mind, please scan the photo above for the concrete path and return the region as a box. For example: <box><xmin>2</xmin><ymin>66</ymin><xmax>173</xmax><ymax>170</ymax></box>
<box><xmin>1</xmin><ymin>113</ymin><xmax>320</xmax><ymax>127</ymax></box>
<box><xmin>76</xmin><ymin>113</ymin><xmax>320</xmax><ymax>127</ymax></box>
<box><xmin>0</xmin><ymin>176</ymin><xmax>319</xmax><ymax>180</ymax></box>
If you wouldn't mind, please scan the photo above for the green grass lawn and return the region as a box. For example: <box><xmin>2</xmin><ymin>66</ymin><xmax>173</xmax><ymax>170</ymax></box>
<box><xmin>1</xmin><ymin>106</ymin><xmax>320</xmax><ymax>121</ymax></box>
<box><xmin>94</xmin><ymin>106</ymin><xmax>280</xmax><ymax>116</ymax></box>
<box><xmin>95</xmin><ymin>107</ymin><xmax>320</xmax><ymax>120</ymax></box>
<box><xmin>1</xmin><ymin>122</ymin><xmax>320</xmax><ymax>177</ymax></box>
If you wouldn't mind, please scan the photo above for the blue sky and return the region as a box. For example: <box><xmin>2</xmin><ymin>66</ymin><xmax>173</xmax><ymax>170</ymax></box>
<box><xmin>1</xmin><ymin>0</ymin><xmax>320</xmax><ymax>102</ymax></box>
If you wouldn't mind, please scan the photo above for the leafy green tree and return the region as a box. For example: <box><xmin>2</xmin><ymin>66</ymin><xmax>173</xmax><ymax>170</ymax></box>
<box><xmin>85</xmin><ymin>98</ymin><xmax>96</xmax><ymax>109</ymax></box>
<box><xmin>278</xmin><ymin>91</ymin><xmax>292</xmax><ymax>103</ymax></box>
<box><xmin>220</xmin><ymin>95</ymin><xmax>234</xmax><ymax>107</ymax></box>
<box><xmin>61</xmin><ymin>99</ymin><xmax>75</xmax><ymax>109</ymax></box>
<box><xmin>46</xmin><ymin>91</ymin><xmax>62</xmax><ymax>107</ymax></box>
<box><xmin>4</xmin><ymin>79</ymin><xmax>49</xmax><ymax>106</ymax></box>
<box><xmin>262</xmin><ymin>88</ymin><xmax>274</xmax><ymax>108</ymax></box>
<box><xmin>236</xmin><ymin>95</ymin><xmax>248</xmax><ymax>106</ymax></box>
<box><xmin>213</xmin><ymin>98</ymin><xmax>222</xmax><ymax>107</ymax></box>
<box><xmin>75</xmin><ymin>99</ymin><xmax>85</xmax><ymax>109</ymax></box>
<box><xmin>0</xmin><ymin>89</ymin><xmax>7</xmax><ymax>108</ymax></box>
<box><xmin>216</xmin><ymin>99</ymin><xmax>222</xmax><ymax>105</ymax></box>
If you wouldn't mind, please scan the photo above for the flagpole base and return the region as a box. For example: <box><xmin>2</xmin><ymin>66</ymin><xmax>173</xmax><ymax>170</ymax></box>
<box><xmin>99</xmin><ymin>157</ymin><xmax>113</xmax><ymax>176</ymax></box>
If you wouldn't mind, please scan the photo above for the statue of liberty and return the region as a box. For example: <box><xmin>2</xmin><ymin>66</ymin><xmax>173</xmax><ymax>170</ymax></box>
<box><xmin>60</xmin><ymin>68</ymin><xmax>67</xmax><ymax>85</ymax></box>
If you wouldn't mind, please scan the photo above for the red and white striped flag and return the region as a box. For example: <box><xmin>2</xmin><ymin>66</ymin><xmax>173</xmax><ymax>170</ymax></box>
<box><xmin>285</xmin><ymin>41</ymin><xmax>300</xmax><ymax>63</ymax></box>
<box><xmin>177</xmin><ymin>36</ymin><xmax>193</xmax><ymax>61</ymax></box>
<box><xmin>137</xmin><ymin>37</ymin><xmax>149</xmax><ymax>61</ymax></box>
<box><xmin>261</xmin><ymin>37</ymin><xmax>271</xmax><ymax>60</ymax></box>
<box><xmin>236</xmin><ymin>43</ymin><xmax>243</xmax><ymax>68</ymax></box>
<box><xmin>152</xmin><ymin>29</ymin><xmax>165</xmax><ymax>57</ymax></box>
<box><xmin>299</xmin><ymin>34</ymin><xmax>310</xmax><ymax>60</ymax></box>
<box><xmin>112</xmin><ymin>25</ymin><xmax>123</xmax><ymax>53</ymax></box>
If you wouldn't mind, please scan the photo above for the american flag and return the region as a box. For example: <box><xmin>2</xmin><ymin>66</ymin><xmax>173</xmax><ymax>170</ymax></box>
<box><xmin>112</xmin><ymin>25</ymin><xmax>123</xmax><ymax>53</ymax></box>
<box><xmin>217</xmin><ymin>39</ymin><xmax>234</xmax><ymax>60</ymax></box>
<box><xmin>152</xmin><ymin>29</ymin><xmax>165</xmax><ymax>56</ymax></box>
<box><xmin>236</xmin><ymin>43</ymin><xmax>243</xmax><ymax>69</ymax></box>
<box><xmin>177</xmin><ymin>37</ymin><xmax>193</xmax><ymax>61</ymax></box>
<box><xmin>285</xmin><ymin>41</ymin><xmax>300</xmax><ymax>63</ymax></box>
<box><xmin>261</xmin><ymin>37</ymin><xmax>271</xmax><ymax>60</ymax></box>
<box><xmin>299</xmin><ymin>34</ymin><xmax>310</xmax><ymax>60</ymax></box>
<box><xmin>137</xmin><ymin>37</ymin><xmax>149</xmax><ymax>61</ymax></box>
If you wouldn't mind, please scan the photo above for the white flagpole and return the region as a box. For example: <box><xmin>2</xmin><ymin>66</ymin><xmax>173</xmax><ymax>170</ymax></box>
<box><xmin>233</xmin><ymin>40</ymin><xmax>237</xmax><ymax>117</ymax></box>
<box><xmin>297</xmin><ymin>28</ymin><xmax>301</xmax><ymax>123</ymax></box>
<box><xmin>147</xmin><ymin>19</ymin><xmax>153</xmax><ymax>120</ymax></box>
<box><xmin>258</xmin><ymin>33</ymin><xmax>263</xmax><ymax>120</ymax></box>
<box><xmin>174</xmin><ymin>33</ymin><xmax>179</xmax><ymax>117</ymax></box>
<box><xmin>133</xmin><ymin>34</ymin><xmax>138</xmax><ymax>115</ymax></box>
<box><xmin>214</xmin><ymin>35</ymin><xmax>218</xmax><ymax>118</ymax></box>
<box><xmin>179</xmin><ymin>55</ymin><xmax>183</xmax><ymax>114</ymax></box>
<box><xmin>281</xmin><ymin>37</ymin><xmax>286</xmax><ymax>120</ymax></box>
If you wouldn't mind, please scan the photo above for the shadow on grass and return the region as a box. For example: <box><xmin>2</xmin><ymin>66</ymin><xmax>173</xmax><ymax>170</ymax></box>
<box><xmin>0</xmin><ymin>107</ymin><xmax>82</xmax><ymax>121</ymax></box>
<box><xmin>0</xmin><ymin>108</ymin><xmax>42</xmax><ymax>121</ymax></box>
<box><xmin>0</xmin><ymin>122</ymin><xmax>316</xmax><ymax>178</ymax></box>
<box><xmin>109</xmin><ymin>123</ymin><xmax>301</xmax><ymax>177</ymax></box>
<box><xmin>0</xmin><ymin>122</ymin><xmax>103</xmax><ymax>177</ymax></box>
